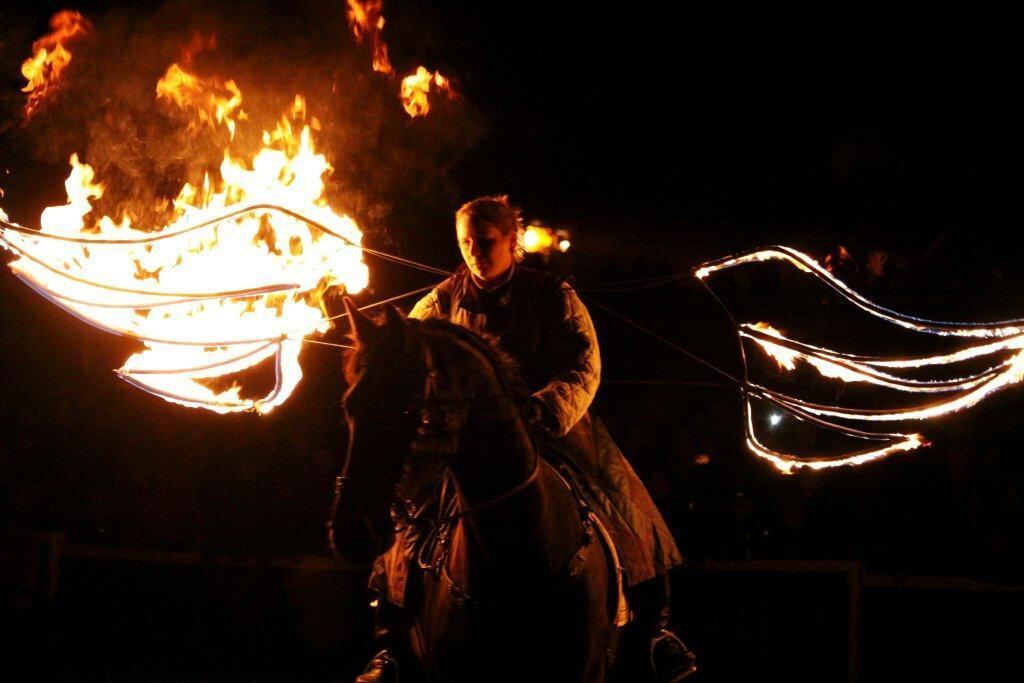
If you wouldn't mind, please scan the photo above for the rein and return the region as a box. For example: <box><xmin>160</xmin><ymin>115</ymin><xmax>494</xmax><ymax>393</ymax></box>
<box><xmin>457</xmin><ymin>456</ymin><xmax>541</xmax><ymax>516</ymax></box>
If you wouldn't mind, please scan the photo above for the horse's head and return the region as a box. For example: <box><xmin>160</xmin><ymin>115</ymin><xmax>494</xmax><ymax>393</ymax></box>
<box><xmin>328</xmin><ymin>298</ymin><xmax>457</xmax><ymax>564</ymax></box>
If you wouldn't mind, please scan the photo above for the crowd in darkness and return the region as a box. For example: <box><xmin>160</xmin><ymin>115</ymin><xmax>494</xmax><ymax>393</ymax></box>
<box><xmin>2</xmin><ymin>240</ymin><xmax>1023</xmax><ymax>583</ymax></box>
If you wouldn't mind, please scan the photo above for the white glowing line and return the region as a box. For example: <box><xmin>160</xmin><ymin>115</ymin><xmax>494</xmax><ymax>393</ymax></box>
<box><xmin>4</xmin><ymin>235</ymin><xmax>302</xmax><ymax>303</ymax></box>
<box><xmin>744</xmin><ymin>400</ymin><xmax>925</xmax><ymax>474</ymax></box>
<box><xmin>698</xmin><ymin>247</ymin><xmax>1024</xmax><ymax>338</ymax></box>
<box><xmin>115</xmin><ymin>338</ymin><xmax>302</xmax><ymax>414</ymax></box>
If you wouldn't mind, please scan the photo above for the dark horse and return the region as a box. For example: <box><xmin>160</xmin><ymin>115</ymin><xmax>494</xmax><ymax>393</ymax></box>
<box><xmin>329</xmin><ymin>299</ymin><xmax>622</xmax><ymax>682</ymax></box>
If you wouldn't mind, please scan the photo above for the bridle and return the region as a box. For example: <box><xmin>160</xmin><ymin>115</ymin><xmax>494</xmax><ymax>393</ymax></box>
<box><xmin>407</xmin><ymin>333</ymin><xmax>541</xmax><ymax>511</ymax></box>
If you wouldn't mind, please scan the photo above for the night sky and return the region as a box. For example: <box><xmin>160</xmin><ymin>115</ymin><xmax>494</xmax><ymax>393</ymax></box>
<box><xmin>1</xmin><ymin>3</ymin><xmax>1022</xmax><ymax>679</ymax></box>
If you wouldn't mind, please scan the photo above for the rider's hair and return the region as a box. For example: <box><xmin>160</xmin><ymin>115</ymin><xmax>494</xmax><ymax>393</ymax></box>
<box><xmin>455</xmin><ymin>195</ymin><xmax>526</xmax><ymax>262</ymax></box>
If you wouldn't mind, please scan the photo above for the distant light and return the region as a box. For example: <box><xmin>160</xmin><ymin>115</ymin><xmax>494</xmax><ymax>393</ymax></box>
<box><xmin>523</xmin><ymin>227</ymin><xmax>544</xmax><ymax>251</ymax></box>
<box><xmin>694</xmin><ymin>454</ymin><xmax>711</xmax><ymax>465</ymax></box>
<box><xmin>523</xmin><ymin>224</ymin><xmax>570</xmax><ymax>255</ymax></box>
<box><xmin>769</xmin><ymin>413</ymin><xmax>783</xmax><ymax>427</ymax></box>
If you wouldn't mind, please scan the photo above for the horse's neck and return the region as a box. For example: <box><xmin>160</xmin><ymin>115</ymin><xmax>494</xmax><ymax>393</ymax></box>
<box><xmin>425</xmin><ymin>331</ymin><xmax>582</xmax><ymax>583</ymax></box>
<box><xmin>446</xmin><ymin>392</ymin><xmax>583</xmax><ymax>584</ymax></box>
<box><xmin>450</xmin><ymin>389</ymin><xmax>536</xmax><ymax>510</ymax></box>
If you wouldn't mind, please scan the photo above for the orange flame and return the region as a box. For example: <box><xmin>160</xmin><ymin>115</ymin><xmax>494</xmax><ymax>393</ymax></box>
<box><xmin>346</xmin><ymin>0</ymin><xmax>394</xmax><ymax>75</ymax></box>
<box><xmin>157</xmin><ymin>64</ymin><xmax>245</xmax><ymax>139</ymax></box>
<box><xmin>2</xmin><ymin>71</ymin><xmax>368</xmax><ymax>414</ymax></box>
<box><xmin>400</xmin><ymin>66</ymin><xmax>453</xmax><ymax>118</ymax></box>
<box><xmin>21</xmin><ymin>10</ymin><xmax>91</xmax><ymax>119</ymax></box>
<box><xmin>344</xmin><ymin>2</ymin><xmax>457</xmax><ymax>116</ymax></box>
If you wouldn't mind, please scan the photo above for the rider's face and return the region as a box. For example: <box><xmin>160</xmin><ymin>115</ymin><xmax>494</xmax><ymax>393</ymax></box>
<box><xmin>457</xmin><ymin>219</ymin><xmax>516</xmax><ymax>285</ymax></box>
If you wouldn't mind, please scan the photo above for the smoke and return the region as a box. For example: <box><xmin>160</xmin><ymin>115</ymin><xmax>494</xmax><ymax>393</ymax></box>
<box><xmin>3</xmin><ymin>0</ymin><xmax>482</xmax><ymax>244</ymax></box>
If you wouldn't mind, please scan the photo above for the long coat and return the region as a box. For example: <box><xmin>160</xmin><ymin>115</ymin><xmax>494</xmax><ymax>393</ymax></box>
<box><xmin>408</xmin><ymin>264</ymin><xmax>682</xmax><ymax>587</ymax></box>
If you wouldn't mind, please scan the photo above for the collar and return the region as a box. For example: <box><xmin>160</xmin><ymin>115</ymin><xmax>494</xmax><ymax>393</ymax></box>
<box><xmin>469</xmin><ymin>262</ymin><xmax>516</xmax><ymax>292</ymax></box>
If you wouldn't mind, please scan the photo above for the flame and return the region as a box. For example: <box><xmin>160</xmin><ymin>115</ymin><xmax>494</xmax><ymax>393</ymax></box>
<box><xmin>21</xmin><ymin>10</ymin><xmax>91</xmax><ymax>119</ymax></box>
<box><xmin>748</xmin><ymin>323</ymin><xmax>798</xmax><ymax>371</ymax></box>
<box><xmin>346</xmin><ymin>0</ymin><xmax>393</xmax><ymax>75</ymax></box>
<box><xmin>744</xmin><ymin>400</ymin><xmax>926</xmax><ymax>475</ymax></box>
<box><xmin>1</xmin><ymin>73</ymin><xmax>368</xmax><ymax>414</ymax></box>
<box><xmin>344</xmin><ymin>2</ymin><xmax>457</xmax><ymax>116</ymax></box>
<box><xmin>400</xmin><ymin>66</ymin><xmax>453</xmax><ymax>118</ymax></box>
<box><xmin>157</xmin><ymin>64</ymin><xmax>245</xmax><ymax>139</ymax></box>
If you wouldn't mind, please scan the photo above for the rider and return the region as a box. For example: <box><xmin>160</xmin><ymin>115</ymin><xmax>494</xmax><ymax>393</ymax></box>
<box><xmin>356</xmin><ymin>196</ymin><xmax>696</xmax><ymax>682</ymax></box>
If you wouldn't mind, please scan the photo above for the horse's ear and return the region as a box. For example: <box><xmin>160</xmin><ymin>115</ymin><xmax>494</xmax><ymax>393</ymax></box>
<box><xmin>383</xmin><ymin>303</ymin><xmax>406</xmax><ymax>328</ymax></box>
<box><xmin>343</xmin><ymin>297</ymin><xmax>376</xmax><ymax>344</ymax></box>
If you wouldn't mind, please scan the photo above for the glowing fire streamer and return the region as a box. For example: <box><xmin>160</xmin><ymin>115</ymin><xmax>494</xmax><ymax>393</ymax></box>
<box><xmin>1</xmin><ymin>201</ymin><xmax>364</xmax><ymax>413</ymax></box>
<box><xmin>743</xmin><ymin>394</ymin><xmax>924</xmax><ymax>474</ymax></box>
<box><xmin>741</xmin><ymin>324</ymin><xmax>1015</xmax><ymax>393</ymax></box>
<box><xmin>696</xmin><ymin>245</ymin><xmax>1024</xmax><ymax>471</ymax></box>
<box><xmin>697</xmin><ymin>246</ymin><xmax>1024</xmax><ymax>337</ymax></box>
<box><xmin>2</xmin><ymin>203</ymin><xmax>449</xmax><ymax>414</ymax></box>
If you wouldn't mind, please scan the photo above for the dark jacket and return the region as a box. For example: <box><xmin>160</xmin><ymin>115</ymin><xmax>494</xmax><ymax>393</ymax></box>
<box><xmin>411</xmin><ymin>264</ymin><xmax>599</xmax><ymax>436</ymax></box>
<box><xmin>408</xmin><ymin>265</ymin><xmax>682</xmax><ymax>586</ymax></box>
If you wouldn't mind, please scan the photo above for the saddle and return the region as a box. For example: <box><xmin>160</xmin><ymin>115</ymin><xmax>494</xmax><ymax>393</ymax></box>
<box><xmin>373</xmin><ymin>456</ymin><xmax>629</xmax><ymax>628</ymax></box>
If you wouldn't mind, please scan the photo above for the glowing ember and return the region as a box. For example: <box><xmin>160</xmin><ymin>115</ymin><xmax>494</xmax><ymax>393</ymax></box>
<box><xmin>21</xmin><ymin>10</ymin><xmax>91</xmax><ymax>119</ymax></box>
<box><xmin>344</xmin><ymin>1</ymin><xmax>456</xmax><ymax>116</ymax></box>
<box><xmin>400</xmin><ymin>66</ymin><xmax>453</xmax><ymax>118</ymax></box>
<box><xmin>346</xmin><ymin>0</ymin><xmax>393</xmax><ymax>75</ymax></box>
<box><xmin>1</xmin><ymin>73</ymin><xmax>368</xmax><ymax>414</ymax></box>
<box><xmin>697</xmin><ymin>245</ymin><xmax>1024</xmax><ymax>471</ymax></box>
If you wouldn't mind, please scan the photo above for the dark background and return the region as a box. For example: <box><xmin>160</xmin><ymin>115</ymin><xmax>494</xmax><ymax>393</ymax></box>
<box><xmin>2</xmin><ymin>3</ymin><xmax>1022</xmax><ymax>681</ymax></box>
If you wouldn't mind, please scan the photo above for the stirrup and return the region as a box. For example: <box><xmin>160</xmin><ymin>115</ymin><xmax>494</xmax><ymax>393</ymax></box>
<box><xmin>650</xmin><ymin>629</ymin><xmax>698</xmax><ymax>682</ymax></box>
<box><xmin>355</xmin><ymin>649</ymin><xmax>400</xmax><ymax>683</ymax></box>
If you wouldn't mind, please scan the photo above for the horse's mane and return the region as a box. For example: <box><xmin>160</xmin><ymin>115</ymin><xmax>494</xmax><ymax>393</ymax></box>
<box><xmin>416</xmin><ymin>318</ymin><xmax>549</xmax><ymax>443</ymax></box>
<box><xmin>344</xmin><ymin>313</ymin><xmax>553</xmax><ymax>446</ymax></box>
<box><xmin>418</xmin><ymin>318</ymin><xmax>531</xmax><ymax>411</ymax></box>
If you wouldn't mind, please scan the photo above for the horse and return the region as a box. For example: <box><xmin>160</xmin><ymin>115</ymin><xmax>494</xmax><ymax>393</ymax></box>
<box><xmin>328</xmin><ymin>298</ymin><xmax>623</xmax><ymax>682</ymax></box>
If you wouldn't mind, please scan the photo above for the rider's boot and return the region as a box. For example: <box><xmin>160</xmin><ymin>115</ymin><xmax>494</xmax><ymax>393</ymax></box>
<box><xmin>633</xmin><ymin>572</ymin><xmax>698</xmax><ymax>682</ymax></box>
<box><xmin>355</xmin><ymin>593</ymin><xmax>403</xmax><ymax>683</ymax></box>
<box><xmin>356</xmin><ymin>649</ymin><xmax>399</xmax><ymax>683</ymax></box>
